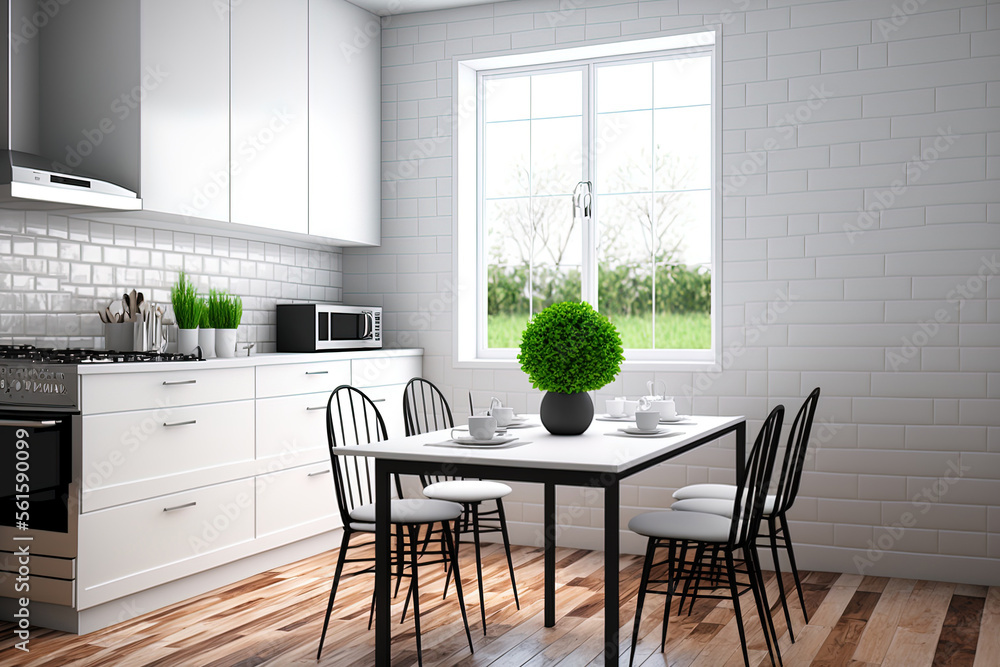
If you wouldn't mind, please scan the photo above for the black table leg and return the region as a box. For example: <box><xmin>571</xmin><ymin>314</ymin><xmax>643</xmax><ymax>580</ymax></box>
<box><xmin>375</xmin><ymin>461</ymin><xmax>392</xmax><ymax>666</ymax></box>
<box><xmin>604</xmin><ymin>480</ymin><xmax>620</xmax><ymax>665</ymax></box>
<box><xmin>544</xmin><ymin>481</ymin><xmax>556</xmax><ymax>627</ymax></box>
<box><xmin>735</xmin><ymin>421</ymin><xmax>747</xmax><ymax>485</ymax></box>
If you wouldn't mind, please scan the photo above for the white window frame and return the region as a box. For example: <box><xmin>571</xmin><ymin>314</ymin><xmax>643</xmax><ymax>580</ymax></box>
<box><xmin>453</xmin><ymin>29</ymin><xmax>722</xmax><ymax>370</ymax></box>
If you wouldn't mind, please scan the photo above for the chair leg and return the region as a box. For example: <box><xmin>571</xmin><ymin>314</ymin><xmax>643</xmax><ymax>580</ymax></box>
<box><xmin>661</xmin><ymin>540</ymin><xmax>677</xmax><ymax>653</ymax></box>
<box><xmin>780</xmin><ymin>514</ymin><xmax>809</xmax><ymax>624</ymax></box>
<box><xmin>496</xmin><ymin>499</ymin><xmax>520</xmax><ymax>609</ymax></box>
<box><xmin>746</xmin><ymin>548</ymin><xmax>782</xmax><ymax>667</ymax></box>
<box><xmin>472</xmin><ymin>503</ymin><xmax>487</xmax><ymax>634</ymax></box>
<box><xmin>393</xmin><ymin>524</ymin><xmax>406</xmax><ymax>600</ymax></box>
<box><xmin>443</xmin><ymin>511</ymin><xmax>464</xmax><ymax>600</ymax></box>
<box><xmin>766</xmin><ymin>516</ymin><xmax>795</xmax><ymax>643</ymax></box>
<box><xmin>443</xmin><ymin>520</ymin><xmax>475</xmax><ymax>654</ymax></box>
<box><xmin>317</xmin><ymin>531</ymin><xmax>351</xmax><ymax>660</ymax></box>
<box><xmin>407</xmin><ymin>526</ymin><xmax>424</xmax><ymax>667</ymax></box>
<box><xmin>629</xmin><ymin>539</ymin><xmax>656</xmax><ymax>667</ymax></box>
<box><xmin>725</xmin><ymin>550</ymin><xmax>752</xmax><ymax>667</ymax></box>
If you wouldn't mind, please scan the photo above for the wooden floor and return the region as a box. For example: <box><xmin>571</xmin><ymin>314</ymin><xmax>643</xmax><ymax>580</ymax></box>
<box><xmin>1</xmin><ymin>541</ymin><xmax>997</xmax><ymax>666</ymax></box>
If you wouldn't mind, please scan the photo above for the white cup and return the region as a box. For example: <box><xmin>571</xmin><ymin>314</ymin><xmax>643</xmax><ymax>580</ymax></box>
<box><xmin>622</xmin><ymin>400</ymin><xmax>640</xmax><ymax>417</ymax></box>
<box><xmin>648</xmin><ymin>399</ymin><xmax>677</xmax><ymax>420</ymax></box>
<box><xmin>635</xmin><ymin>410</ymin><xmax>660</xmax><ymax>432</ymax></box>
<box><xmin>491</xmin><ymin>406</ymin><xmax>515</xmax><ymax>427</ymax></box>
<box><xmin>457</xmin><ymin>415</ymin><xmax>497</xmax><ymax>440</ymax></box>
<box><xmin>605</xmin><ymin>398</ymin><xmax>625</xmax><ymax>417</ymax></box>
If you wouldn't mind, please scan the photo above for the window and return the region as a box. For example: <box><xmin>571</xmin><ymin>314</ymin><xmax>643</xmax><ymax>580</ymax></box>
<box><xmin>454</xmin><ymin>31</ymin><xmax>720</xmax><ymax>367</ymax></box>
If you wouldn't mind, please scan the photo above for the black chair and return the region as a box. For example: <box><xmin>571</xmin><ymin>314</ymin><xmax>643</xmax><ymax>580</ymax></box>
<box><xmin>317</xmin><ymin>384</ymin><xmax>474</xmax><ymax>666</ymax></box>
<box><xmin>671</xmin><ymin>387</ymin><xmax>820</xmax><ymax>640</ymax></box>
<box><xmin>402</xmin><ymin>377</ymin><xmax>520</xmax><ymax>633</ymax></box>
<box><xmin>627</xmin><ymin>405</ymin><xmax>786</xmax><ymax>667</ymax></box>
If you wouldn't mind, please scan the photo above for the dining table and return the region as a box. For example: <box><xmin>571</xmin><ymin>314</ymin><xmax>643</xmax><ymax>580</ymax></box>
<box><xmin>332</xmin><ymin>412</ymin><xmax>747</xmax><ymax>665</ymax></box>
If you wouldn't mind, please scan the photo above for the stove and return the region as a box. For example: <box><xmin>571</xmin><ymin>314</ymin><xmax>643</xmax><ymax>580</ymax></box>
<box><xmin>0</xmin><ymin>345</ymin><xmax>203</xmax><ymax>410</ymax></box>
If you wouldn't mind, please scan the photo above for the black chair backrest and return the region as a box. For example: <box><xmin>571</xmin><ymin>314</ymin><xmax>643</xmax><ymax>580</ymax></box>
<box><xmin>771</xmin><ymin>387</ymin><xmax>821</xmax><ymax>517</ymax></box>
<box><xmin>403</xmin><ymin>377</ymin><xmax>454</xmax><ymax>437</ymax></box>
<box><xmin>729</xmin><ymin>405</ymin><xmax>784</xmax><ymax>549</ymax></box>
<box><xmin>326</xmin><ymin>385</ymin><xmax>394</xmax><ymax>528</ymax></box>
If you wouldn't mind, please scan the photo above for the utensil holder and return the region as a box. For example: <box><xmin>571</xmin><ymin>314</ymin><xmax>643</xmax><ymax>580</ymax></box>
<box><xmin>104</xmin><ymin>323</ymin><xmax>136</xmax><ymax>352</ymax></box>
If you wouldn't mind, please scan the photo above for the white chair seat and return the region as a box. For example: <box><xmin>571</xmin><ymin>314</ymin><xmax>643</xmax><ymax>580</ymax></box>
<box><xmin>672</xmin><ymin>483</ymin><xmax>737</xmax><ymax>501</ymax></box>
<box><xmin>422</xmin><ymin>480</ymin><xmax>512</xmax><ymax>503</ymax></box>
<box><xmin>349</xmin><ymin>498</ymin><xmax>463</xmax><ymax>525</ymax></box>
<box><xmin>671</xmin><ymin>494</ymin><xmax>776</xmax><ymax>517</ymax></box>
<box><xmin>627</xmin><ymin>510</ymin><xmax>732</xmax><ymax>543</ymax></box>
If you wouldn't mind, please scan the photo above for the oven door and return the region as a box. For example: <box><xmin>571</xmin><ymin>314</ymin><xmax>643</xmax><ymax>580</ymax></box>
<box><xmin>0</xmin><ymin>412</ymin><xmax>78</xmax><ymax>558</ymax></box>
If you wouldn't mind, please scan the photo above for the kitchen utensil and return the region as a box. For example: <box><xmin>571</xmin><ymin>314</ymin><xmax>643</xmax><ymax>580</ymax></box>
<box><xmin>130</xmin><ymin>289</ymin><xmax>138</xmax><ymax>321</ymax></box>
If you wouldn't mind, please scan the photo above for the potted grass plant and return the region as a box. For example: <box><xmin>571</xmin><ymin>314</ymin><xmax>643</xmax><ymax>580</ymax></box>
<box><xmin>171</xmin><ymin>272</ymin><xmax>204</xmax><ymax>355</ymax></box>
<box><xmin>208</xmin><ymin>289</ymin><xmax>243</xmax><ymax>358</ymax></box>
<box><xmin>197</xmin><ymin>299</ymin><xmax>216</xmax><ymax>358</ymax></box>
<box><xmin>518</xmin><ymin>301</ymin><xmax>624</xmax><ymax>435</ymax></box>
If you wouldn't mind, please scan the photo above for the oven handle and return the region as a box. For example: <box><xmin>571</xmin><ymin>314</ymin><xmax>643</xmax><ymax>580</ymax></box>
<box><xmin>0</xmin><ymin>419</ymin><xmax>62</xmax><ymax>428</ymax></box>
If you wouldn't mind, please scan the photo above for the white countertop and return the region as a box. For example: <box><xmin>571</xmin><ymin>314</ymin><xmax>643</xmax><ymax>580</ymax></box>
<box><xmin>333</xmin><ymin>414</ymin><xmax>743</xmax><ymax>474</ymax></box>
<box><xmin>76</xmin><ymin>348</ymin><xmax>423</xmax><ymax>375</ymax></box>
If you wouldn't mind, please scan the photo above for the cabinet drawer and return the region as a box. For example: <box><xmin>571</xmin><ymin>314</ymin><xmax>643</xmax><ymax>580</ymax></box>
<box><xmin>82</xmin><ymin>401</ymin><xmax>255</xmax><ymax>512</ymax></box>
<box><xmin>255</xmin><ymin>360</ymin><xmax>351</xmax><ymax>399</ymax></box>
<box><xmin>78</xmin><ymin>479</ymin><xmax>255</xmax><ymax>592</ymax></box>
<box><xmin>0</xmin><ymin>572</ymin><xmax>74</xmax><ymax>607</ymax></box>
<box><xmin>352</xmin><ymin>355</ymin><xmax>421</xmax><ymax>388</ymax></box>
<box><xmin>255</xmin><ymin>393</ymin><xmax>329</xmax><ymax>467</ymax></box>
<box><xmin>362</xmin><ymin>384</ymin><xmax>406</xmax><ymax>440</ymax></box>
<box><xmin>256</xmin><ymin>462</ymin><xmax>339</xmax><ymax>538</ymax></box>
<box><xmin>82</xmin><ymin>367</ymin><xmax>255</xmax><ymax>414</ymax></box>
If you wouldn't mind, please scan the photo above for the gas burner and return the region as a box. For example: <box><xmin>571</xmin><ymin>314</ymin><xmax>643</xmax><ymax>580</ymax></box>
<box><xmin>0</xmin><ymin>345</ymin><xmax>204</xmax><ymax>364</ymax></box>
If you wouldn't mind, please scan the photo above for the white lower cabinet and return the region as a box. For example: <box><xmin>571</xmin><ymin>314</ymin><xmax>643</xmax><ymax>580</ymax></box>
<box><xmin>78</xmin><ymin>478</ymin><xmax>256</xmax><ymax>594</ymax></box>
<box><xmin>362</xmin><ymin>383</ymin><xmax>408</xmax><ymax>439</ymax></box>
<box><xmin>255</xmin><ymin>462</ymin><xmax>339</xmax><ymax>538</ymax></box>
<box><xmin>81</xmin><ymin>400</ymin><xmax>256</xmax><ymax>512</ymax></box>
<box><xmin>255</xmin><ymin>392</ymin><xmax>329</xmax><ymax>469</ymax></box>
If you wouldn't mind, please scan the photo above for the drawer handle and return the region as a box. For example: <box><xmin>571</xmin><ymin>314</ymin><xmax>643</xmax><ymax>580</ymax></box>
<box><xmin>306</xmin><ymin>406</ymin><xmax>326</xmax><ymax>411</ymax></box>
<box><xmin>163</xmin><ymin>501</ymin><xmax>197</xmax><ymax>512</ymax></box>
<box><xmin>162</xmin><ymin>379</ymin><xmax>197</xmax><ymax>386</ymax></box>
<box><xmin>163</xmin><ymin>420</ymin><xmax>197</xmax><ymax>428</ymax></box>
<box><xmin>305</xmin><ymin>370</ymin><xmax>329</xmax><ymax>375</ymax></box>
<box><xmin>308</xmin><ymin>469</ymin><xmax>332</xmax><ymax>477</ymax></box>
<box><xmin>372</xmin><ymin>398</ymin><xmax>386</xmax><ymax>403</ymax></box>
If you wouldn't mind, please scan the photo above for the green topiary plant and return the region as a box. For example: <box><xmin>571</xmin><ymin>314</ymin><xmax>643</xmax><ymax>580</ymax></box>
<box><xmin>171</xmin><ymin>272</ymin><xmax>204</xmax><ymax>330</ymax></box>
<box><xmin>208</xmin><ymin>289</ymin><xmax>242</xmax><ymax>329</ymax></box>
<box><xmin>517</xmin><ymin>301</ymin><xmax>624</xmax><ymax>395</ymax></box>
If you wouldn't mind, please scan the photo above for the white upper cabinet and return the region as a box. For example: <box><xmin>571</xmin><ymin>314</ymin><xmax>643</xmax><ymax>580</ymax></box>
<box><xmin>308</xmin><ymin>0</ymin><xmax>382</xmax><ymax>245</ymax></box>
<box><xmin>140</xmin><ymin>0</ymin><xmax>231</xmax><ymax>222</ymax></box>
<box><xmin>231</xmin><ymin>0</ymin><xmax>310</xmax><ymax>234</ymax></box>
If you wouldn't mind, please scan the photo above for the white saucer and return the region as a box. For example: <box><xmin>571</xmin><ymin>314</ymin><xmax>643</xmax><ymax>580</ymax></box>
<box><xmin>597</xmin><ymin>415</ymin><xmax>633</xmax><ymax>422</ymax></box>
<box><xmin>619</xmin><ymin>427</ymin><xmax>667</xmax><ymax>436</ymax></box>
<box><xmin>659</xmin><ymin>416</ymin><xmax>688</xmax><ymax>423</ymax></box>
<box><xmin>450</xmin><ymin>435</ymin><xmax>518</xmax><ymax>446</ymax></box>
<box><xmin>503</xmin><ymin>421</ymin><xmax>537</xmax><ymax>429</ymax></box>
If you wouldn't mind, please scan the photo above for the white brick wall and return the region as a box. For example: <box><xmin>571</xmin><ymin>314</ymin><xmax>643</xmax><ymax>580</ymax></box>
<box><xmin>347</xmin><ymin>0</ymin><xmax>1000</xmax><ymax>586</ymax></box>
<box><xmin>0</xmin><ymin>211</ymin><xmax>342</xmax><ymax>351</ymax></box>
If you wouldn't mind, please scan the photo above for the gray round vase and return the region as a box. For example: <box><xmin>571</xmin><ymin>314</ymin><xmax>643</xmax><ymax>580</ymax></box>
<box><xmin>539</xmin><ymin>391</ymin><xmax>594</xmax><ymax>436</ymax></box>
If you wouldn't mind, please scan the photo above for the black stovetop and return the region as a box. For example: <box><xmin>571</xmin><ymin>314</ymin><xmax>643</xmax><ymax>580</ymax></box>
<box><xmin>0</xmin><ymin>345</ymin><xmax>204</xmax><ymax>364</ymax></box>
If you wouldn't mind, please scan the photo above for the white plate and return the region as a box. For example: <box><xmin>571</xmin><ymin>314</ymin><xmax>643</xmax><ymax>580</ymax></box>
<box><xmin>503</xmin><ymin>421</ymin><xmax>537</xmax><ymax>429</ymax></box>
<box><xmin>618</xmin><ymin>427</ymin><xmax>668</xmax><ymax>436</ymax></box>
<box><xmin>659</xmin><ymin>416</ymin><xmax>688</xmax><ymax>423</ymax></box>
<box><xmin>450</xmin><ymin>435</ymin><xmax>519</xmax><ymax>446</ymax></box>
<box><xmin>597</xmin><ymin>415</ymin><xmax>633</xmax><ymax>422</ymax></box>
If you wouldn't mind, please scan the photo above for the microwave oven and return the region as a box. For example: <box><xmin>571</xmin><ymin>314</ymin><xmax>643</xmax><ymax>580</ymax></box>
<box><xmin>276</xmin><ymin>304</ymin><xmax>382</xmax><ymax>352</ymax></box>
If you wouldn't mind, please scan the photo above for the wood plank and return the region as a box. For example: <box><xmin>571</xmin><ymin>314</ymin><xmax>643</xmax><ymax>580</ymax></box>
<box><xmin>881</xmin><ymin>581</ymin><xmax>956</xmax><ymax>667</ymax></box>
<box><xmin>852</xmin><ymin>578</ymin><xmax>918</xmax><ymax>664</ymax></box>
<box><xmin>972</xmin><ymin>587</ymin><xmax>1000</xmax><ymax>667</ymax></box>
<box><xmin>932</xmin><ymin>594</ymin><xmax>984</xmax><ymax>667</ymax></box>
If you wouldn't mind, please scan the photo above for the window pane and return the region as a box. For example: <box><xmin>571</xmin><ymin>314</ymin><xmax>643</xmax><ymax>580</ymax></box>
<box><xmin>531</xmin><ymin>117</ymin><xmax>582</xmax><ymax>196</ymax></box>
<box><xmin>654</xmin><ymin>55</ymin><xmax>711</xmax><ymax>108</ymax></box>
<box><xmin>595</xmin><ymin>110</ymin><xmax>652</xmax><ymax>194</ymax></box>
<box><xmin>655</xmin><ymin>190</ymin><xmax>711</xmax><ymax>267</ymax></box>
<box><xmin>533</xmin><ymin>264</ymin><xmax>581</xmax><ymax>312</ymax></box>
<box><xmin>655</xmin><ymin>264</ymin><xmax>711</xmax><ymax>349</ymax></box>
<box><xmin>487</xmin><ymin>264</ymin><xmax>530</xmax><ymax>348</ymax></box>
<box><xmin>484</xmin><ymin>121</ymin><xmax>530</xmax><ymax>197</ymax></box>
<box><xmin>653</xmin><ymin>106</ymin><xmax>711</xmax><ymax>191</ymax></box>
<box><xmin>485</xmin><ymin>198</ymin><xmax>531</xmax><ymax>266</ymax></box>
<box><xmin>532</xmin><ymin>197</ymin><xmax>582</xmax><ymax>266</ymax></box>
<box><xmin>598</xmin><ymin>193</ymin><xmax>655</xmax><ymax>265</ymax></box>
<box><xmin>531</xmin><ymin>71</ymin><xmax>582</xmax><ymax>119</ymax></box>
<box><xmin>599</xmin><ymin>265</ymin><xmax>653</xmax><ymax>349</ymax></box>
<box><xmin>484</xmin><ymin>76</ymin><xmax>530</xmax><ymax>121</ymax></box>
<box><xmin>596</xmin><ymin>61</ymin><xmax>652</xmax><ymax>113</ymax></box>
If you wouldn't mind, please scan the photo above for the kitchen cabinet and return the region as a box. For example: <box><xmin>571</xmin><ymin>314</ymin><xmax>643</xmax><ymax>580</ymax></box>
<box><xmin>139</xmin><ymin>0</ymin><xmax>231</xmax><ymax>222</ymax></box>
<box><xmin>308</xmin><ymin>0</ymin><xmax>382</xmax><ymax>244</ymax></box>
<box><xmin>231</xmin><ymin>0</ymin><xmax>310</xmax><ymax>233</ymax></box>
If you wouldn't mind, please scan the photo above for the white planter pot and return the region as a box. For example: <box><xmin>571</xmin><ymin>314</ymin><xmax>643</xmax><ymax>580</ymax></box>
<box><xmin>216</xmin><ymin>328</ymin><xmax>238</xmax><ymax>358</ymax></box>
<box><xmin>198</xmin><ymin>328</ymin><xmax>216</xmax><ymax>358</ymax></box>
<box><xmin>177</xmin><ymin>328</ymin><xmax>200</xmax><ymax>355</ymax></box>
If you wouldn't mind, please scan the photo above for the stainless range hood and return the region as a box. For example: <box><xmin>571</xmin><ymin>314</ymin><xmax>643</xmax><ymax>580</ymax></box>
<box><xmin>2</xmin><ymin>0</ymin><xmax>142</xmax><ymax>211</ymax></box>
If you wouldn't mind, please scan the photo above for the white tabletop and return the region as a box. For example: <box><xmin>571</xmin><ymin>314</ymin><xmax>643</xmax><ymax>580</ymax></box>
<box><xmin>333</xmin><ymin>414</ymin><xmax>744</xmax><ymax>474</ymax></box>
